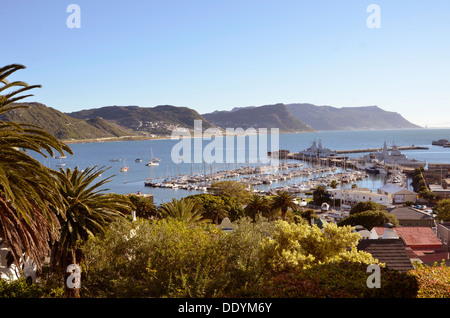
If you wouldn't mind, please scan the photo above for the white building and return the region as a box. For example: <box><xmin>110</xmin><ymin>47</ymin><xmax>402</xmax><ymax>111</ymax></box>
<box><xmin>0</xmin><ymin>242</ymin><xmax>37</xmax><ymax>284</ymax></box>
<box><xmin>329</xmin><ymin>188</ymin><xmax>389</xmax><ymax>206</ymax></box>
<box><xmin>377</xmin><ymin>184</ymin><xmax>418</xmax><ymax>204</ymax></box>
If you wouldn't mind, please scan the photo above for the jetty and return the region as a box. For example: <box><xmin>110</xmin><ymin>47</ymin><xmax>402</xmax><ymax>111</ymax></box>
<box><xmin>334</xmin><ymin>145</ymin><xmax>428</xmax><ymax>154</ymax></box>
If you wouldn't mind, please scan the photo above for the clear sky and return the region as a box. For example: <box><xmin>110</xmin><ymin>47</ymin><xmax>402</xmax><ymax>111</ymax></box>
<box><xmin>2</xmin><ymin>0</ymin><xmax>450</xmax><ymax>127</ymax></box>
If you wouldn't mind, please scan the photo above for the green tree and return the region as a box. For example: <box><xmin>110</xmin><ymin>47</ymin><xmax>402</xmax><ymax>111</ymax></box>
<box><xmin>296</xmin><ymin>209</ymin><xmax>316</xmax><ymax>224</ymax></box>
<box><xmin>50</xmin><ymin>166</ymin><xmax>131</xmax><ymax>297</ymax></box>
<box><xmin>186</xmin><ymin>193</ymin><xmax>228</xmax><ymax>224</ymax></box>
<box><xmin>330</xmin><ymin>180</ymin><xmax>339</xmax><ymax>189</ymax></box>
<box><xmin>338</xmin><ymin>209</ymin><xmax>399</xmax><ymax>230</ymax></box>
<box><xmin>435</xmin><ymin>199</ymin><xmax>450</xmax><ymax>222</ymax></box>
<box><xmin>82</xmin><ymin>218</ymin><xmax>227</xmax><ymax>297</ymax></box>
<box><xmin>260</xmin><ymin>221</ymin><xmax>376</xmax><ymax>272</ymax></box>
<box><xmin>244</xmin><ymin>194</ymin><xmax>270</xmax><ymax>221</ymax></box>
<box><xmin>350</xmin><ymin>201</ymin><xmax>384</xmax><ymax>215</ymax></box>
<box><xmin>128</xmin><ymin>194</ymin><xmax>159</xmax><ymax>220</ymax></box>
<box><xmin>209</xmin><ymin>180</ymin><xmax>251</xmax><ymax>204</ymax></box>
<box><xmin>0</xmin><ymin>64</ymin><xmax>73</xmax><ymax>270</ymax></box>
<box><xmin>158</xmin><ymin>198</ymin><xmax>207</xmax><ymax>224</ymax></box>
<box><xmin>312</xmin><ymin>185</ymin><xmax>330</xmax><ymax>205</ymax></box>
<box><xmin>270</xmin><ymin>191</ymin><xmax>298</xmax><ymax>221</ymax></box>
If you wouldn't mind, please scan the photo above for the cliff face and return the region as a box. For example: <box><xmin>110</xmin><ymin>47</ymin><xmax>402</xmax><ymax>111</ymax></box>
<box><xmin>285</xmin><ymin>103</ymin><xmax>421</xmax><ymax>131</ymax></box>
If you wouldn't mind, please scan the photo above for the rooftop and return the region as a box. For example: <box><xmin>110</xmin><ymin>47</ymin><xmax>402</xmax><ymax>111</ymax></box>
<box><xmin>378</xmin><ymin>184</ymin><xmax>405</xmax><ymax>194</ymax></box>
<box><xmin>373</xmin><ymin>226</ymin><xmax>442</xmax><ymax>249</ymax></box>
<box><xmin>387</xmin><ymin>206</ymin><xmax>434</xmax><ymax>220</ymax></box>
<box><xmin>357</xmin><ymin>239</ymin><xmax>414</xmax><ymax>272</ymax></box>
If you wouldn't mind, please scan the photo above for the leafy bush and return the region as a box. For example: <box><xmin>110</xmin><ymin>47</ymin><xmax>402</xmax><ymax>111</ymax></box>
<box><xmin>81</xmin><ymin>217</ymin><xmax>276</xmax><ymax>298</ymax></box>
<box><xmin>0</xmin><ymin>278</ymin><xmax>51</xmax><ymax>298</ymax></box>
<box><xmin>350</xmin><ymin>201</ymin><xmax>384</xmax><ymax>215</ymax></box>
<box><xmin>409</xmin><ymin>261</ymin><xmax>450</xmax><ymax>298</ymax></box>
<box><xmin>232</xmin><ymin>262</ymin><xmax>419</xmax><ymax>298</ymax></box>
<box><xmin>338</xmin><ymin>210</ymin><xmax>399</xmax><ymax>230</ymax></box>
<box><xmin>259</xmin><ymin>221</ymin><xmax>376</xmax><ymax>272</ymax></box>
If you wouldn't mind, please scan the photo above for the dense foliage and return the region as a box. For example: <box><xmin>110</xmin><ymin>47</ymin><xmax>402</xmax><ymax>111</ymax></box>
<box><xmin>409</xmin><ymin>261</ymin><xmax>450</xmax><ymax>298</ymax></box>
<box><xmin>232</xmin><ymin>262</ymin><xmax>419</xmax><ymax>298</ymax></box>
<box><xmin>435</xmin><ymin>199</ymin><xmax>450</xmax><ymax>222</ymax></box>
<box><xmin>338</xmin><ymin>210</ymin><xmax>399</xmax><ymax>230</ymax></box>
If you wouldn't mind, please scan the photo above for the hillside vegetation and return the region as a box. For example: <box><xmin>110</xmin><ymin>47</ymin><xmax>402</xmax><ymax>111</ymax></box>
<box><xmin>68</xmin><ymin>105</ymin><xmax>213</xmax><ymax>135</ymax></box>
<box><xmin>0</xmin><ymin>103</ymin><xmax>137</xmax><ymax>140</ymax></box>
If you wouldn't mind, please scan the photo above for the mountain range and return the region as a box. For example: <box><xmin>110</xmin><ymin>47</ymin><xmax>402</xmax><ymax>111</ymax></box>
<box><xmin>0</xmin><ymin>102</ymin><xmax>421</xmax><ymax>141</ymax></box>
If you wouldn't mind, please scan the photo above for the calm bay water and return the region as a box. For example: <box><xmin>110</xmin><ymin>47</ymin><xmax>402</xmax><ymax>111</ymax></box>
<box><xmin>36</xmin><ymin>128</ymin><xmax>450</xmax><ymax>204</ymax></box>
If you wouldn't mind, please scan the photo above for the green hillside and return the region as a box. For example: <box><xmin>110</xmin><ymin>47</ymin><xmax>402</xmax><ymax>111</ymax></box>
<box><xmin>68</xmin><ymin>105</ymin><xmax>214</xmax><ymax>134</ymax></box>
<box><xmin>0</xmin><ymin>103</ymin><xmax>138</xmax><ymax>140</ymax></box>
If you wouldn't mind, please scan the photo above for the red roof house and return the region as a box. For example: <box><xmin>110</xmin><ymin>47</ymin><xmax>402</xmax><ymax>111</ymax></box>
<box><xmin>372</xmin><ymin>226</ymin><xmax>444</xmax><ymax>261</ymax></box>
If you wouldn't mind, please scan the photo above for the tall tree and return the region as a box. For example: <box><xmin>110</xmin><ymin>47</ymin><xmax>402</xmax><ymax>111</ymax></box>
<box><xmin>209</xmin><ymin>180</ymin><xmax>251</xmax><ymax>205</ymax></box>
<box><xmin>0</xmin><ymin>64</ymin><xmax>73</xmax><ymax>270</ymax></box>
<box><xmin>270</xmin><ymin>191</ymin><xmax>298</xmax><ymax>221</ymax></box>
<box><xmin>158</xmin><ymin>198</ymin><xmax>207</xmax><ymax>225</ymax></box>
<box><xmin>435</xmin><ymin>199</ymin><xmax>450</xmax><ymax>222</ymax></box>
<box><xmin>50</xmin><ymin>166</ymin><xmax>132</xmax><ymax>297</ymax></box>
<box><xmin>312</xmin><ymin>185</ymin><xmax>330</xmax><ymax>205</ymax></box>
<box><xmin>244</xmin><ymin>194</ymin><xmax>270</xmax><ymax>221</ymax></box>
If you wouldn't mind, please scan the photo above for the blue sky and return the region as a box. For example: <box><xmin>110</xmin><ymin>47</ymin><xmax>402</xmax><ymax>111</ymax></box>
<box><xmin>2</xmin><ymin>0</ymin><xmax>450</xmax><ymax>127</ymax></box>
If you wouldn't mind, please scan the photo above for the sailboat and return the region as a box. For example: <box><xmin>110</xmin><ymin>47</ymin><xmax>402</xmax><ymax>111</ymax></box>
<box><xmin>56</xmin><ymin>158</ymin><xmax>66</xmax><ymax>167</ymax></box>
<box><xmin>146</xmin><ymin>148</ymin><xmax>160</xmax><ymax>166</ymax></box>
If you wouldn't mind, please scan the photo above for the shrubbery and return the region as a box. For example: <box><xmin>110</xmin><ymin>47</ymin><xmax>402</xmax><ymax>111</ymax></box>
<box><xmin>4</xmin><ymin>217</ymin><xmax>450</xmax><ymax>298</ymax></box>
<box><xmin>81</xmin><ymin>217</ymin><xmax>275</xmax><ymax>297</ymax></box>
<box><xmin>0</xmin><ymin>278</ymin><xmax>59</xmax><ymax>298</ymax></box>
<box><xmin>79</xmin><ymin>218</ymin><xmax>381</xmax><ymax>298</ymax></box>
<box><xmin>232</xmin><ymin>262</ymin><xmax>419</xmax><ymax>298</ymax></box>
<box><xmin>409</xmin><ymin>261</ymin><xmax>450</xmax><ymax>298</ymax></box>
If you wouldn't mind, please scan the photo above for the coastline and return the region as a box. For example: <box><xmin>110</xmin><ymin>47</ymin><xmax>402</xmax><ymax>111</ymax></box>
<box><xmin>61</xmin><ymin>129</ymin><xmax>314</xmax><ymax>145</ymax></box>
<box><xmin>60</xmin><ymin>127</ymin><xmax>440</xmax><ymax>145</ymax></box>
<box><xmin>62</xmin><ymin>135</ymin><xmax>172</xmax><ymax>144</ymax></box>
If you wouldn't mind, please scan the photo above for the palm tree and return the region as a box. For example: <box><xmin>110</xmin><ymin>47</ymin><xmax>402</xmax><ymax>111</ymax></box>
<box><xmin>0</xmin><ymin>64</ymin><xmax>73</xmax><ymax>270</ymax></box>
<box><xmin>128</xmin><ymin>194</ymin><xmax>159</xmax><ymax>220</ymax></box>
<box><xmin>244</xmin><ymin>194</ymin><xmax>270</xmax><ymax>221</ymax></box>
<box><xmin>270</xmin><ymin>191</ymin><xmax>298</xmax><ymax>221</ymax></box>
<box><xmin>50</xmin><ymin>166</ymin><xmax>132</xmax><ymax>296</ymax></box>
<box><xmin>158</xmin><ymin>198</ymin><xmax>207</xmax><ymax>224</ymax></box>
<box><xmin>200</xmin><ymin>201</ymin><xmax>228</xmax><ymax>225</ymax></box>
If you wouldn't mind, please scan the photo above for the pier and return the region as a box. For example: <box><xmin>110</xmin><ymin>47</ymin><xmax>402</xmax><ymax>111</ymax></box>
<box><xmin>334</xmin><ymin>145</ymin><xmax>428</xmax><ymax>154</ymax></box>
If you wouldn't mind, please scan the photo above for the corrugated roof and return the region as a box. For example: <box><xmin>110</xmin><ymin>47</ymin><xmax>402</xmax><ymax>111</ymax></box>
<box><xmin>357</xmin><ymin>239</ymin><xmax>414</xmax><ymax>272</ymax></box>
<box><xmin>373</xmin><ymin>226</ymin><xmax>442</xmax><ymax>248</ymax></box>
<box><xmin>387</xmin><ymin>206</ymin><xmax>433</xmax><ymax>220</ymax></box>
<box><xmin>378</xmin><ymin>184</ymin><xmax>405</xmax><ymax>193</ymax></box>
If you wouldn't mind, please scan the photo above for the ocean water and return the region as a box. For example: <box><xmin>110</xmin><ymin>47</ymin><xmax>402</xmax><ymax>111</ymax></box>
<box><xmin>35</xmin><ymin>128</ymin><xmax>450</xmax><ymax>204</ymax></box>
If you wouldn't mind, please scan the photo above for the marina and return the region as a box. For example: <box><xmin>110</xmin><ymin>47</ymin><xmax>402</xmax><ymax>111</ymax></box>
<box><xmin>34</xmin><ymin>128</ymin><xmax>450</xmax><ymax>203</ymax></box>
<box><xmin>141</xmin><ymin>140</ymin><xmax>420</xmax><ymax>196</ymax></box>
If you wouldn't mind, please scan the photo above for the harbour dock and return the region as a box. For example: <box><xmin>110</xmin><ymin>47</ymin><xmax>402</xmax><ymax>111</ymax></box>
<box><xmin>333</xmin><ymin>145</ymin><xmax>428</xmax><ymax>154</ymax></box>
